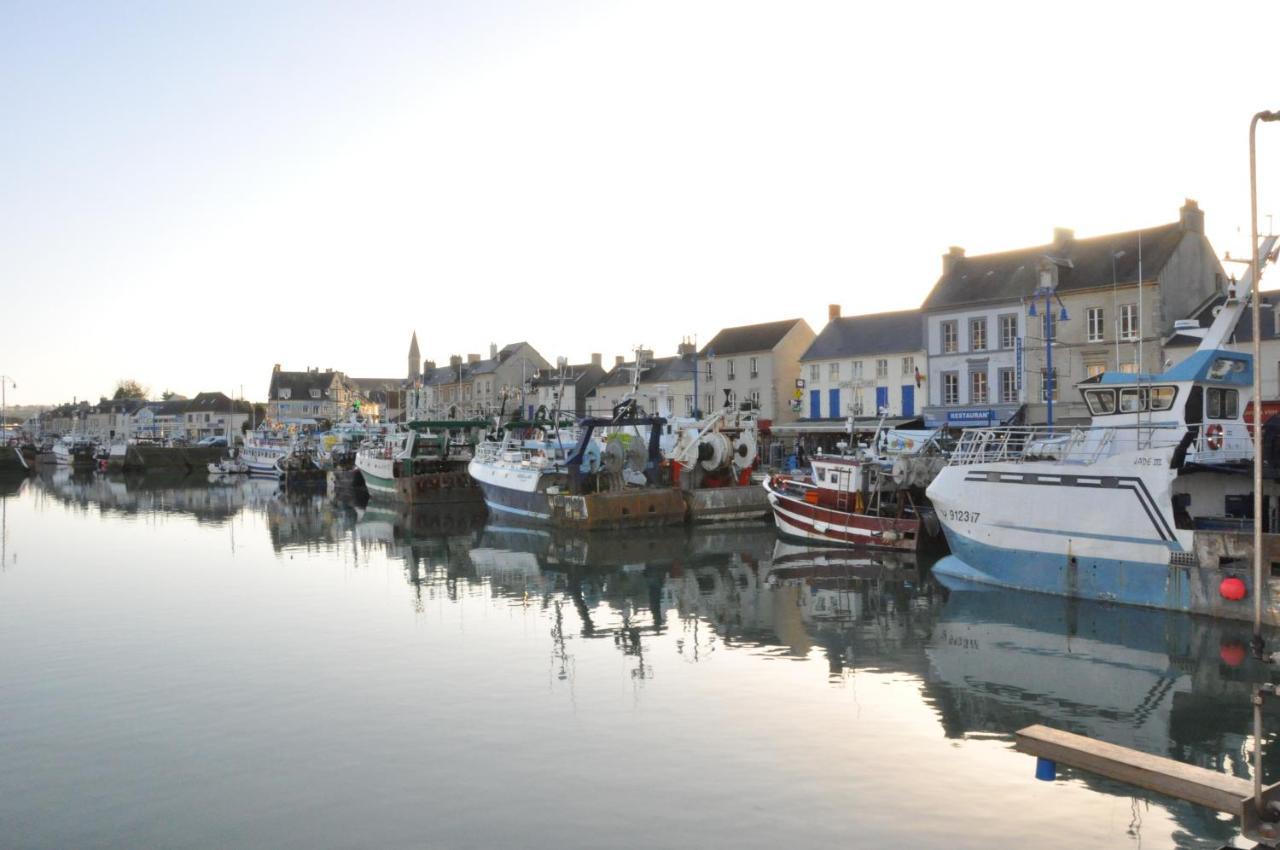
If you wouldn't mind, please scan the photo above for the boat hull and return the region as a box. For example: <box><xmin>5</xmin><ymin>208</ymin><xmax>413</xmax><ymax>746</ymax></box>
<box><xmin>471</xmin><ymin>462</ymin><xmax>687</xmax><ymax>529</ymax></box>
<box><xmin>922</xmin><ymin>451</ymin><xmax>1280</xmax><ymax>621</ymax></box>
<box><xmin>357</xmin><ymin>465</ymin><xmax>482</xmax><ymax>506</ymax></box>
<box><xmin>763</xmin><ymin>476</ymin><xmax>920</xmax><ymax>551</ymax></box>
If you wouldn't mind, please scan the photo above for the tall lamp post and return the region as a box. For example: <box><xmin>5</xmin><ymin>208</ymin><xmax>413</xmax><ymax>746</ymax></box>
<box><xmin>0</xmin><ymin>375</ymin><xmax>15</xmax><ymax>445</ymax></box>
<box><xmin>1250</xmin><ymin>111</ymin><xmax>1280</xmax><ymax>656</ymax></box>
<box><xmin>1027</xmin><ymin>259</ymin><xmax>1070</xmax><ymax>430</ymax></box>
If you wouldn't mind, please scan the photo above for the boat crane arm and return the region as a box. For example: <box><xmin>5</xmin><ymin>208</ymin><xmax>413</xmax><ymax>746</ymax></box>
<box><xmin>1198</xmin><ymin>233</ymin><xmax>1280</xmax><ymax>352</ymax></box>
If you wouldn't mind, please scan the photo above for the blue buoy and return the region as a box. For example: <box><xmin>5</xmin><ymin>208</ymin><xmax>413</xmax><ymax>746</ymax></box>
<box><xmin>1035</xmin><ymin>757</ymin><xmax>1057</xmax><ymax>782</ymax></box>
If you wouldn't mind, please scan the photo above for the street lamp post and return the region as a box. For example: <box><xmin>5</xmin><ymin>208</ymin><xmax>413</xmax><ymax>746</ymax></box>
<box><xmin>0</xmin><ymin>375</ymin><xmax>15</xmax><ymax>445</ymax></box>
<box><xmin>1027</xmin><ymin>259</ymin><xmax>1070</xmax><ymax>431</ymax></box>
<box><xmin>1250</xmin><ymin>111</ymin><xmax>1280</xmax><ymax>657</ymax></box>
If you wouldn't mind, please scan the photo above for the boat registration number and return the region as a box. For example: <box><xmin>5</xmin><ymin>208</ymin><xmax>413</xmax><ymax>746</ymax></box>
<box><xmin>941</xmin><ymin>508</ymin><xmax>981</xmax><ymax>524</ymax></box>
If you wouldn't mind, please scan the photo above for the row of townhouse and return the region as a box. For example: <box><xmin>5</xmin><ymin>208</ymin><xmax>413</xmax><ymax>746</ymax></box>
<box><xmin>38</xmin><ymin>393</ymin><xmax>253</xmax><ymax>441</ymax></box>
<box><xmin>794</xmin><ymin>199</ymin><xmax>1230</xmax><ymax>430</ymax></box>
<box><xmin>393</xmin><ymin>200</ymin><xmax>1234</xmax><ymax>438</ymax></box>
<box><xmin>266</xmin><ymin>366</ymin><xmax>405</xmax><ymax>424</ymax></box>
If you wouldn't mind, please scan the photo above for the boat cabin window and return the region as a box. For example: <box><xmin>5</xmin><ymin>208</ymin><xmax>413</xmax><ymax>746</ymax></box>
<box><xmin>1119</xmin><ymin>388</ymin><xmax>1146</xmax><ymax>413</ymax></box>
<box><xmin>1083</xmin><ymin>388</ymin><xmax>1116</xmax><ymax>415</ymax></box>
<box><xmin>1206</xmin><ymin>387</ymin><xmax>1239</xmax><ymax>420</ymax></box>
<box><xmin>1149</xmin><ymin>386</ymin><xmax>1177</xmax><ymax>411</ymax></box>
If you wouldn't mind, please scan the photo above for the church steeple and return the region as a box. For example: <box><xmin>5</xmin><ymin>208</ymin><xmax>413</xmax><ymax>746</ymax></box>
<box><xmin>408</xmin><ymin>331</ymin><xmax>421</xmax><ymax>382</ymax></box>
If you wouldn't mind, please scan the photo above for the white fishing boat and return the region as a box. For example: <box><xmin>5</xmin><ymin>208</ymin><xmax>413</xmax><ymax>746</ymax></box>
<box><xmin>927</xmin><ymin>235</ymin><xmax>1280</xmax><ymax>622</ymax></box>
<box><xmin>53</xmin><ymin>435</ymin><xmax>96</xmax><ymax>468</ymax></box>
<box><xmin>240</xmin><ymin>428</ymin><xmax>297</xmax><ymax>476</ymax></box>
<box><xmin>353</xmin><ymin>420</ymin><xmax>483</xmax><ymax>503</ymax></box>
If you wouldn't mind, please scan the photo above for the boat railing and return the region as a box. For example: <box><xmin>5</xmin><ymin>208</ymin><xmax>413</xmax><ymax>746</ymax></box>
<box><xmin>947</xmin><ymin>423</ymin><xmax>1182</xmax><ymax>466</ymax></box>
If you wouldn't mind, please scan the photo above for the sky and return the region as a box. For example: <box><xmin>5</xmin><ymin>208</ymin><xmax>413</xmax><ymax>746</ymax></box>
<box><xmin>5</xmin><ymin>0</ymin><xmax>1280</xmax><ymax>405</ymax></box>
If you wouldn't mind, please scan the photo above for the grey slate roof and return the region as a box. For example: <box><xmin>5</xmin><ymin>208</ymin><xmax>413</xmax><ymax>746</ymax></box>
<box><xmin>268</xmin><ymin>369</ymin><xmax>340</xmax><ymax>400</ymax></box>
<box><xmin>529</xmin><ymin>363</ymin><xmax>608</xmax><ymax>393</ymax></box>
<box><xmin>800</xmin><ymin>309</ymin><xmax>923</xmax><ymax>361</ymax></box>
<box><xmin>701</xmin><ymin>319</ymin><xmax>804</xmax><ymax>356</ymax></box>
<box><xmin>145</xmin><ymin>400</ymin><xmax>192</xmax><ymax>417</ymax></box>
<box><xmin>349</xmin><ymin>377</ymin><xmax>403</xmax><ymax>393</ymax></box>
<box><xmin>186</xmin><ymin>392</ymin><xmax>252</xmax><ymax>414</ymax></box>
<box><xmin>93</xmin><ymin>398</ymin><xmax>146</xmax><ymax>415</ymax></box>
<box><xmin>922</xmin><ymin>222</ymin><xmax>1187</xmax><ymax>312</ymax></box>
<box><xmin>598</xmin><ymin>355</ymin><xmax>698</xmax><ymax>388</ymax></box>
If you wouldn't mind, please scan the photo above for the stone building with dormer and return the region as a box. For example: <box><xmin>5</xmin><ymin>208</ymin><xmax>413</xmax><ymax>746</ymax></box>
<box><xmin>920</xmin><ymin>199</ymin><xmax>1225</xmax><ymax>427</ymax></box>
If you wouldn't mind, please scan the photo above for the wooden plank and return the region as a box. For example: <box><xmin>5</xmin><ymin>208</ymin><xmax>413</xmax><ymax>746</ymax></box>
<box><xmin>1015</xmin><ymin>724</ymin><xmax>1251</xmax><ymax>815</ymax></box>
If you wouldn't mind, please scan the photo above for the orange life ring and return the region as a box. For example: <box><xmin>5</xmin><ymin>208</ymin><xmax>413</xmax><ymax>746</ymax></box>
<box><xmin>1206</xmin><ymin>423</ymin><xmax>1224</xmax><ymax>451</ymax></box>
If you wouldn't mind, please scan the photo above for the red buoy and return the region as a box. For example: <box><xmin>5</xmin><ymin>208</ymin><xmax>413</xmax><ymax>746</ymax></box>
<box><xmin>1220</xmin><ymin>640</ymin><xmax>1247</xmax><ymax>667</ymax></box>
<box><xmin>1220</xmin><ymin>576</ymin><xmax>1248</xmax><ymax>601</ymax></box>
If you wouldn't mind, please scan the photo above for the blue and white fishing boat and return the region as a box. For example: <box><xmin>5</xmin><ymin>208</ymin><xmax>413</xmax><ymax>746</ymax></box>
<box><xmin>928</xmin><ymin>237</ymin><xmax>1280</xmax><ymax>623</ymax></box>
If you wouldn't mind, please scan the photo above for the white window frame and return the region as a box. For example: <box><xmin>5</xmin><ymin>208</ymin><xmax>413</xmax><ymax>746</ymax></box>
<box><xmin>1086</xmin><ymin>306</ymin><xmax>1104</xmax><ymax>343</ymax></box>
<box><xmin>829</xmin><ymin>362</ymin><xmax>840</xmax><ymax>380</ymax></box>
<box><xmin>901</xmin><ymin>356</ymin><xmax>914</xmax><ymax>376</ymax></box>
<box><xmin>875</xmin><ymin>359</ymin><xmax>888</xmax><ymax>379</ymax></box>
<box><xmin>749</xmin><ymin>357</ymin><xmax>758</xmax><ymax>378</ymax></box>
<box><xmin>969</xmin><ymin>318</ymin><xmax>988</xmax><ymax>352</ymax></box>
<box><xmin>941</xmin><ymin>320</ymin><xmax>958</xmax><ymax>354</ymax></box>
<box><xmin>1120</xmin><ymin>303</ymin><xmax>1139</xmax><ymax>340</ymax></box>
<box><xmin>999</xmin><ymin>314</ymin><xmax>1018</xmax><ymax>349</ymax></box>
<box><xmin>970</xmin><ymin>370</ymin><xmax>988</xmax><ymax>404</ymax></box>
<box><xmin>998</xmin><ymin>367</ymin><xmax>1017</xmax><ymax>403</ymax></box>
<box><xmin>809</xmin><ymin>364</ymin><xmax>819</xmax><ymax>381</ymax></box>
<box><xmin>726</xmin><ymin>359</ymin><xmax>735</xmax><ymax>380</ymax></box>
<box><xmin>942</xmin><ymin>371</ymin><xmax>959</xmax><ymax>405</ymax></box>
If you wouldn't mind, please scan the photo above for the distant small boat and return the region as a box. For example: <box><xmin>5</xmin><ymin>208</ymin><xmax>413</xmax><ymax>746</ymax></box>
<box><xmin>53</xmin><ymin>435</ymin><xmax>96</xmax><ymax>469</ymax></box>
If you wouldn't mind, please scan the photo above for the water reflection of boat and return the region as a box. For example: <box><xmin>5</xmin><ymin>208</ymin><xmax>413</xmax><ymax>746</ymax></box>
<box><xmin>34</xmin><ymin>467</ymin><xmax>270</xmax><ymax>523</ymax></box>
<box><xmin>0</xmin><ymin>473</ymin><xmax>27</xmax><ymax>498</ymax></box>
<box><xmin>476</xmin><ymin>521</ymin><xmax>778</xmax><ymax>571</ymax></box>
<box><xmin>927</xmin><ymin>574</ymin><xmax>1276</xmax><ymax>845</ymax></box>
<box><xmin>767</xmin><ymin>539</ymin><xmax>924</xmax><ymax>581</ymax></box>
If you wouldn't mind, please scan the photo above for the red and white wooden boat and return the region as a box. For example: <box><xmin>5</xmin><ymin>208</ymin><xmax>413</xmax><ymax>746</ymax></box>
<box><xmin>764</xmin><ymin>452</ymin><xmax>929</xmax><ymax>551</ymax></box>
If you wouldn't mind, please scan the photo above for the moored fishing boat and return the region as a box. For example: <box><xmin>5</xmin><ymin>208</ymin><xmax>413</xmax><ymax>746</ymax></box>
<box><xmin>927</xmin><ymin>237</ymin><xmax>1280</xmax><ymax>623</ymax></box>
<box><xmin>53</xmin><ymin>435</ymin><xmax>96</xmax><ymax>469</ymax></box>
<box><xmin>468</xmin><ymin>411</ymin><xmax>687</xmax><ymax>529</ymax></box>
<box><xmin>240</xmin><ymin>427</ymin><xmax>297</xmax><ymax>476</ymax></box>
<box><xmin>354</xmin><ymin>420</ymin><xmax>485</xmax><ymax>504</ymax></box>
<box><xmin>763</xmin><ymin>421</ymin><xmax>947</xmax><ymax>551</ymax></box>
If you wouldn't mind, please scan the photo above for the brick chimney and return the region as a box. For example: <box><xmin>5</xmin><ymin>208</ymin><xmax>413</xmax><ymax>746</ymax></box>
<box><xmin>828</xmin><ymin>304</ymin><xmax>841</xmax><ymax>322</ymax></box>
<box><xmin>591</xmin><ymin>353</ymin><xmax>602</xmax><ymax>368</ymax></box>
<box><xmin>467</xmin><ymin>353</ymin><xmax>481</xmax><ymax>364</ymax></box>
<box><xmin>1180</xmin><ymin>198</ymin><xmax>1204</xmax><ymax>234</ymax></box>
<box><xmin>273</xmin><ymin>363</ymin><xmax>281</xmax><ymax>373</ymax></box>
<box><xmin>942</xmin><ymin>245</ymin><xmax>965</xmax><ymax>275</ymax></box>
<box><xmin>449</xmin><ymin>355</ymin><xmax>462</xmax><ymax>368</ymax></box>
<box><xmin>1053</xmin><ymin>227</ymin><xmax>1074</xmax><ymax>248</ymax></box>
<box><xmin>489</xmin><ymin>343</ymin><xmax>498</xmax><ymax>359</ymax></box>
<box><xmin>423</xmin><ymin>360</ymin><xmax>435</xmax><ymax>372</ymax></box>
<box><xmin>677</xmin><ymin>341</ymin><xmax>696</xmax><ymax>356</ymax></box>
<box><xmin>615</xmin><ymin>355</ymin><xmax>625</xmax><ymax>368</ymax></box>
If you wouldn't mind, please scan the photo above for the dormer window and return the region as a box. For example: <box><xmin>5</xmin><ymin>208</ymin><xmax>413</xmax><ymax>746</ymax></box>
<box><xmin>310</xmin><ymin>389</ymin><xmax>321</xmax><ymax>399</ymax></box>
<box><xmin>280</xmin><ymin>388</ymin><xmax>291</xmax><ymax>400</ymax></box>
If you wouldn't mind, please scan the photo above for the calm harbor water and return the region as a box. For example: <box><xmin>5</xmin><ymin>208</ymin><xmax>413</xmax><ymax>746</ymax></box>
<box><xmin>2</xmin><ymin>470</ymin><xmax>1277</xmax><ymax>849</ymax></box>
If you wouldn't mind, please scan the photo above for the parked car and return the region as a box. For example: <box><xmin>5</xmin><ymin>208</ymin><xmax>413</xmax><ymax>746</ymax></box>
<box><xmin>196</xmin><ymin>436</ymin><xmax>227</xmax><ymax>447</ymax></box>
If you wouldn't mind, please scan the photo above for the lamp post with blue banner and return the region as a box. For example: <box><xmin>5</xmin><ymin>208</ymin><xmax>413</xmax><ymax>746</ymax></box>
<box><xmin>1027</xmin><ymin>257</ymin><xmax>1070</xmax><ymax>430</ymax></box>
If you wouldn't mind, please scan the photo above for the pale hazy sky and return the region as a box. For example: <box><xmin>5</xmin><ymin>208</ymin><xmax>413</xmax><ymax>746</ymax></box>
<box><xmin>5</xmin><ymin>0</ymin><xmax>1280</xmax><ymax>405</ymax></box>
